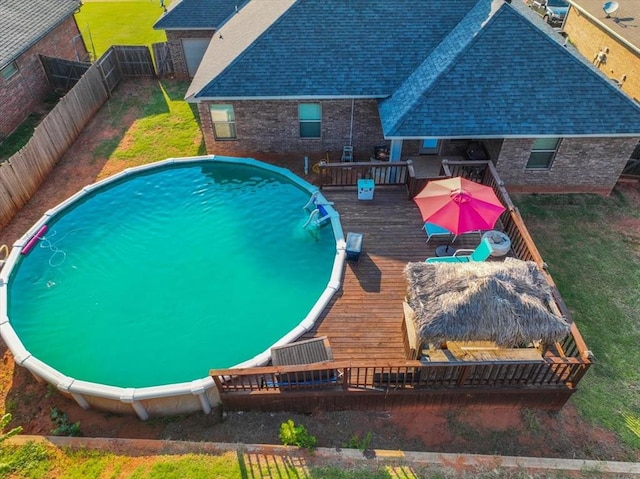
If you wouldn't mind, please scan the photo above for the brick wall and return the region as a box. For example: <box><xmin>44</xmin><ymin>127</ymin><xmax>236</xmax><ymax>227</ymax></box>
<box><xmin>0</xmin><ymin>16</ymin><xmax>88</xmax><ymax>139</ymax></box>
<box><xmin>564</xmin><ymin>6</ymin><xmax>640</xmax><ymax>102</ymax></box>
<box><xmin>166</xmin><ymin>30</ymin><xmax>214</xmax><ymax>80</ymax></box>
<box><xmin>495</xmin><ymin>137</ymin><xmax>638</xmax><ymax>194</ymax></box>
<box><xmin>198</xmin><ymin>99</ymin><xmax>386</xmax><ymax>163</ymax></box>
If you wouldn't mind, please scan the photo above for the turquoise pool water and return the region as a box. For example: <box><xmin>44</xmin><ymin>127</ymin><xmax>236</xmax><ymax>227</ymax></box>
<box><xmin>8</xmin><ymin>161</ymin><xmax>336</xmax><ymax>388</ymax></box>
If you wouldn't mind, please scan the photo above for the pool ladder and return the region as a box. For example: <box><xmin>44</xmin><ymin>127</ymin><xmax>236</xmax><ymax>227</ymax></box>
<box><xmin>302</xmin><ymin>192</ymin><xmax>332</xmax><ymax>229</ymax></box>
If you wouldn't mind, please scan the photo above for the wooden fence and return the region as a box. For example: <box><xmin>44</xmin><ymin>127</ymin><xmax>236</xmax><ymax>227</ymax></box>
<box><xmin>152</xmin><ymin>42</ymin><xmax>174</xmax><ymax>77</ymax></box>
<box><xmin>0</xmin><ymin>46</ymin><xmax>157</xmax><ymax>229</ymax></box>
<box><xmin>112</xmin><ymin>46</ymin><xmax>155</xmax><ymax>77</ymax></box>
<box><xmin>0</xmin><ymin>64</ymin><xmax>108</xmax><ymax>226</ymax></box>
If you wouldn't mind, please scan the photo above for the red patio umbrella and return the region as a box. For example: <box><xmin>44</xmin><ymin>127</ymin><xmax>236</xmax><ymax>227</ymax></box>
<box><xmin>413</xmin><ymin>177</ymin><xmax>506</xmax><ymax>236</ymax></box>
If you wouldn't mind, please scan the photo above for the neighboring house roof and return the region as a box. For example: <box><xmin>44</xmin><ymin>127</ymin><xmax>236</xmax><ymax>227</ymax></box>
<box><xmin>154</xmin><ymin>0</ymin><xmax>244</xmax><ymax>30</ymax></box>
<box><xmin>0</xmin><ymin>0</ymin><xmax>80</xmax><ymax>69</ymax></box>
<box><xmin>568</xmin><ymin>0</ymin><xmax>640</xmax><ymax>53</ymax></box>
<box><xmin>188</xmin><ymin>0</ymin><xmax>640</xmax><ymax>137</ymax></box>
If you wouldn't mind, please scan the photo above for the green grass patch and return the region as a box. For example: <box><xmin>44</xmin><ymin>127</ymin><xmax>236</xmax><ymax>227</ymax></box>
<box><xmin>0</xmin><ymin>442</ymin><xmax>623</xmax><ymax>478</ymax></box>
<box><xmin>97</xmin><ymin>80</ymin><xmax>203</xmax><ymax>166</ymax></box>
<box><xmin>75</xmin><ymin>2</ymin><xmax>168</xmax><ymax>59</ymax></box>
<box><xmin>515</xmin><ymin>192</ymin><xmax>640</xmax><ymax>450</ymax></box>
<box><xmin>0</xmin><ymin>114</ymin><xmax>44</xmax><ymax>161</ymax></box>
<box><xmin>0</xmin><ymin>441</ymin><xmax>51</xmax><ymax>478</ymax></box>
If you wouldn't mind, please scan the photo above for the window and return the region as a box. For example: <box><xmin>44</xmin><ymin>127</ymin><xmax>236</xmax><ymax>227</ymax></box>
<box><xmin>1</xmin><ymin>62</ymin><xmax>18</xmax><ymax>81</ymax></box>
<box><xmin>526</xmin><ymin>138</ymin><xmax>561</xmax><ymax>169</ymax></box>
<box><xmin>299</xmin><ymin>103</ymin><xmax>321</xmax><ymax>138</ymax></box>
<box><xmin>209</xmin><ymin>104</ymin><xmax>236</xmax><ymax>140</ymax></box>
<box><xmin>419</xmin><ymin>138</ymin><xmax>440</xmax><ymax>154</ymax></box>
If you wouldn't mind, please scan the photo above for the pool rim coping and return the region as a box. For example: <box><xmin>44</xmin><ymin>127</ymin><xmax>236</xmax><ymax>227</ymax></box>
<box><xmin>0</xmin><ymin>155</ymin><xmax>346</xmax><ymax>420</ymax></box>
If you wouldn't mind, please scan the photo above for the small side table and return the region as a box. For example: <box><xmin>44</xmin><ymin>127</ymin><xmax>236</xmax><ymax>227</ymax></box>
<box><xmin>345</xmin><ymin>232</ymin><xmax>363</xmax><ymax>262</ymax></box>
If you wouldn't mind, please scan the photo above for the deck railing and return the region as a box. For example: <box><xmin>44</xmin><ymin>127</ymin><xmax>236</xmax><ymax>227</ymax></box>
<box><xmin>211</xmin><ymin>355</ymin><xmax>588</xmax><ymax>395</ymax></box>
<box><xmin>318</xmin><ymin>161</ymin><xmax>410</xmax><ymax>188</ymax></box>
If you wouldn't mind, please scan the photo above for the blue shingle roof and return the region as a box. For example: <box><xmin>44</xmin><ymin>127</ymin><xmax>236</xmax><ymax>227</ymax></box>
<box><xmin>191</xmin><ymin>0</ymin><xmax>640</xmax><ymax>136</ymax></box>
<box><xmin>154</xmin><ymin>0</ymin><xmax>243</xmax><ymax>30</ymax></box>
<box><xmin>381</xmin><ymin>2</ymin><xmax>640</xmax><ymax>136</ymax></box>
<box><xmin>0</xmin><ymin>0</ymin><xmax>80</xmax><ymax>69</ymax></box>
<box><xmin>195</xmin><ymin>0</ymin><xmax>479</xmax><ymax>98</ymax></box>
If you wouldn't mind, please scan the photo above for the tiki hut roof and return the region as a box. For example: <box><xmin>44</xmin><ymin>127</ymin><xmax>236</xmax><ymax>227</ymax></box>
<box><xmin>404</xmin><ymin>259</ymin><xmax>570</xmax><ymax>347</ymax></box>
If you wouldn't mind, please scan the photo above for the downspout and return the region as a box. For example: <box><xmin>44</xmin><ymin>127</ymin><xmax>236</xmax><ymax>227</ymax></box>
<box><xmin>348</xmin><ymin>99</ymin><xmax>354</xmax><ymax>147</ymax></box>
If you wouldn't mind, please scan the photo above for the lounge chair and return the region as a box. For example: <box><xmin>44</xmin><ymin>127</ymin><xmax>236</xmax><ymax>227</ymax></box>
<box><xmin>423</xmin><ymin>222</ymin><xmax>456</xmax><ymax>243</ymax></box>
<box><xmin>425</xmin><ymin>238</ymin><xmax>493</xmax><ymax>263</ymax></box>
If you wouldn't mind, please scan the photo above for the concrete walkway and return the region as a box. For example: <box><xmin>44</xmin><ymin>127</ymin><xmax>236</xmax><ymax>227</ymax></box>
<box><xmin>7</xmin><ymin>435</ymin><xmax>640</xmax><ymax>476</ymax></box>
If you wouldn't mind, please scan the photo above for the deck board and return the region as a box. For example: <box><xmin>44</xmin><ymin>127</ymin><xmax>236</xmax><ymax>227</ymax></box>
<box><xmin>301</xmin><ymin>186</ymin><xmax>495</xmax><ymax>362</ymax></box>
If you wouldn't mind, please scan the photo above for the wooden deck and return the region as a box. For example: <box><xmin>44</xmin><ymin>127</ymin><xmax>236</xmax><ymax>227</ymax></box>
<box><xmin>300</xmin><ymin>185</ymin><xmax>497</xmax><ymax>362</ymax></box>
<box><xmin>212</xmin><ymin>164</ymin><xmax>591</xmax><ymax>412</ymax></box>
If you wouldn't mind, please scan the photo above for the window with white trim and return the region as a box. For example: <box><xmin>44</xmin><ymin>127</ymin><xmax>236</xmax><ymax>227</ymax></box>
<box><xmin>1</xmin><ymin>62</ymin><xmax>18</xmax><ymax>81</ymax></box>
<box><xmin>299</xmin><ymin>103</ymin><xmax>321</xmax><ymax>138</ymax></box>
<box><xmin>209</xmin><ymin>104</ymin><xmax>236</xmax><ymax>140</ymax></box>
<box><xmin>526</xmin><ymin>137</ymin><xmax>561</xmax><ymax>169</ymax></box>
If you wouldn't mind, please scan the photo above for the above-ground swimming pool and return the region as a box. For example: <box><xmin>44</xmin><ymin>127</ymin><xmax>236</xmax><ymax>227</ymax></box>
<box><xmin>0</xmin><ymin>156</ymin><xmax>345</xmax><ymax>419</ymax></box>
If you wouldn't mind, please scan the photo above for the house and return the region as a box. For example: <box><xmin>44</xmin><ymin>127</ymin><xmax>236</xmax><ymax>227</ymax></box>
<box><xmin>184</xmin><ymin>0</ymin><xmax>640</xmax><ymax>194</ymax></box>
<box><xmin>0</xmin><ymin>0</ymin><xmax>89</xmax><ymax>141</ymax></box>
<box><xmin>153</xmin><ymin>0</ymin><xmax>245</xmax><ymax>79</ymax></box>
<box><xmin>564</xmin><ymin>0</ymin><xmax>639</xmax><ymax>102</ymax></box>
<box><xmin>562</xmin><ymin>0</ymin><xmax>640</xmax><ymax>176</ymax></box>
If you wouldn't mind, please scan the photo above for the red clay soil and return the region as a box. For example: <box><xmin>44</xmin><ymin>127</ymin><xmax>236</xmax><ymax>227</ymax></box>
<box><xmin>1</xmin><ymin>345</ymin><xmax>637</xmax><ymax>462</ymax></box>
<box><xmin>0</xmin><ymin>79</ymin><xmax>638</xmax><ymax>463</ymax></box>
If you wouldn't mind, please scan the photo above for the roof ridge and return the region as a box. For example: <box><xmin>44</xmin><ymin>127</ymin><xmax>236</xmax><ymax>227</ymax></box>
<box><xmin>379</xmin><ymin>0</ymin><xmax>505</xmax><ymax>137</ymax></box>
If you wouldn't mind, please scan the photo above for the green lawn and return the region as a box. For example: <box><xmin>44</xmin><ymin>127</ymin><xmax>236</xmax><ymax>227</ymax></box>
<box><xmin>514</xmin><ymin>191</ymin><xmax>640</xmax><ymax>449</ymax></box>
<box><xmin>75</xmin><ymin>1</ymin><xmax>169</xmax><ymax>59</ymax></box>
<box><xmin>90</xmin><ymin>80</ymin><xmax>204</xmax><ymax>173</ymax></box>
<box><xmin>0</xmin><ymin>441</ymin><xmax>609</xmax><ymax>478</ymax></box>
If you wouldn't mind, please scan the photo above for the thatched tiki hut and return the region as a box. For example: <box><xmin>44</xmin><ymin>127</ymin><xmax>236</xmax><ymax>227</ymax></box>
<box><xmin>403</xmin><ymin>259</ymin><xmax>570</xmax><ymax>360</ymax></box>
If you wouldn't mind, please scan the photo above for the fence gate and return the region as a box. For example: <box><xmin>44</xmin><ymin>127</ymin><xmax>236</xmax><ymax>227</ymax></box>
<box><xmin>113</xmin><ymin>45</ymin><xmax>155</xmax><ymax>77</ymax></box>
<box><xmin>40</xmin><ymin>55</ymin><xmax>91</xmax><ymax>93</ymax></box>
<box><xmin>152</xmin><ymin>42</ymin><xmax>174</xmax><ymax>77</ymax></box>
<box><xmin>97</xmin><ymin>48</ymin><xmax>122</xmax><ymax>94</ymax></box>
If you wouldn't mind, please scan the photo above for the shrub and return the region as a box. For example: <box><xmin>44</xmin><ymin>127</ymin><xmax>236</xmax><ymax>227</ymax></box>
<box><xmin>50</xmin><ymin>407</ymin><xmax>82</xmax><ymax>437</ymax></box>
<box><xmin>279</xmin><ymin>419</ymin><xmax>317</xmax><ymax>451</ymax></box>
<box><xmin>0</xmin><ymin>413</ymin><xmax>22</xmax><ymax>443</ymax></box>
<box><xmin>343</xmin><ymin>432</ymin><xmax>372</xmax><ymax>452</ymax></box>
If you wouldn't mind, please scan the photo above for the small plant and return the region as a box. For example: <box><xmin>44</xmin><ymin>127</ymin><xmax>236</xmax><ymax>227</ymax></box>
<box><xmin>343</xmin><ymin>432</ymin><xmax>373</xmax><ymax>452</ymax></box>
<box><xmin>279</xmin><ymin>419</ymin><xmax>317</xmax><ymax>451</ymax></box>
<box><xmin>522</xmin><ymin>408</ymin><xmax>540</xmax><ymax>433</ymax></box>
<box><xmin>50</xmin><ymin>407</ymin><xmax>82</xmax><ymax>437</ymax></box>
<box><xmin>0</xmin><ymin>413</ymin><xmax>22</xmax><ymax>443</ymax></box>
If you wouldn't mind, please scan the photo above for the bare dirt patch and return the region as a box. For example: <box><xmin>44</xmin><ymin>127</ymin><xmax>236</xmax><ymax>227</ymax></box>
<box><xmin>0</xmin><ymin>80</ymin><xmax>638</xmax><ymax>463</ymax></box>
